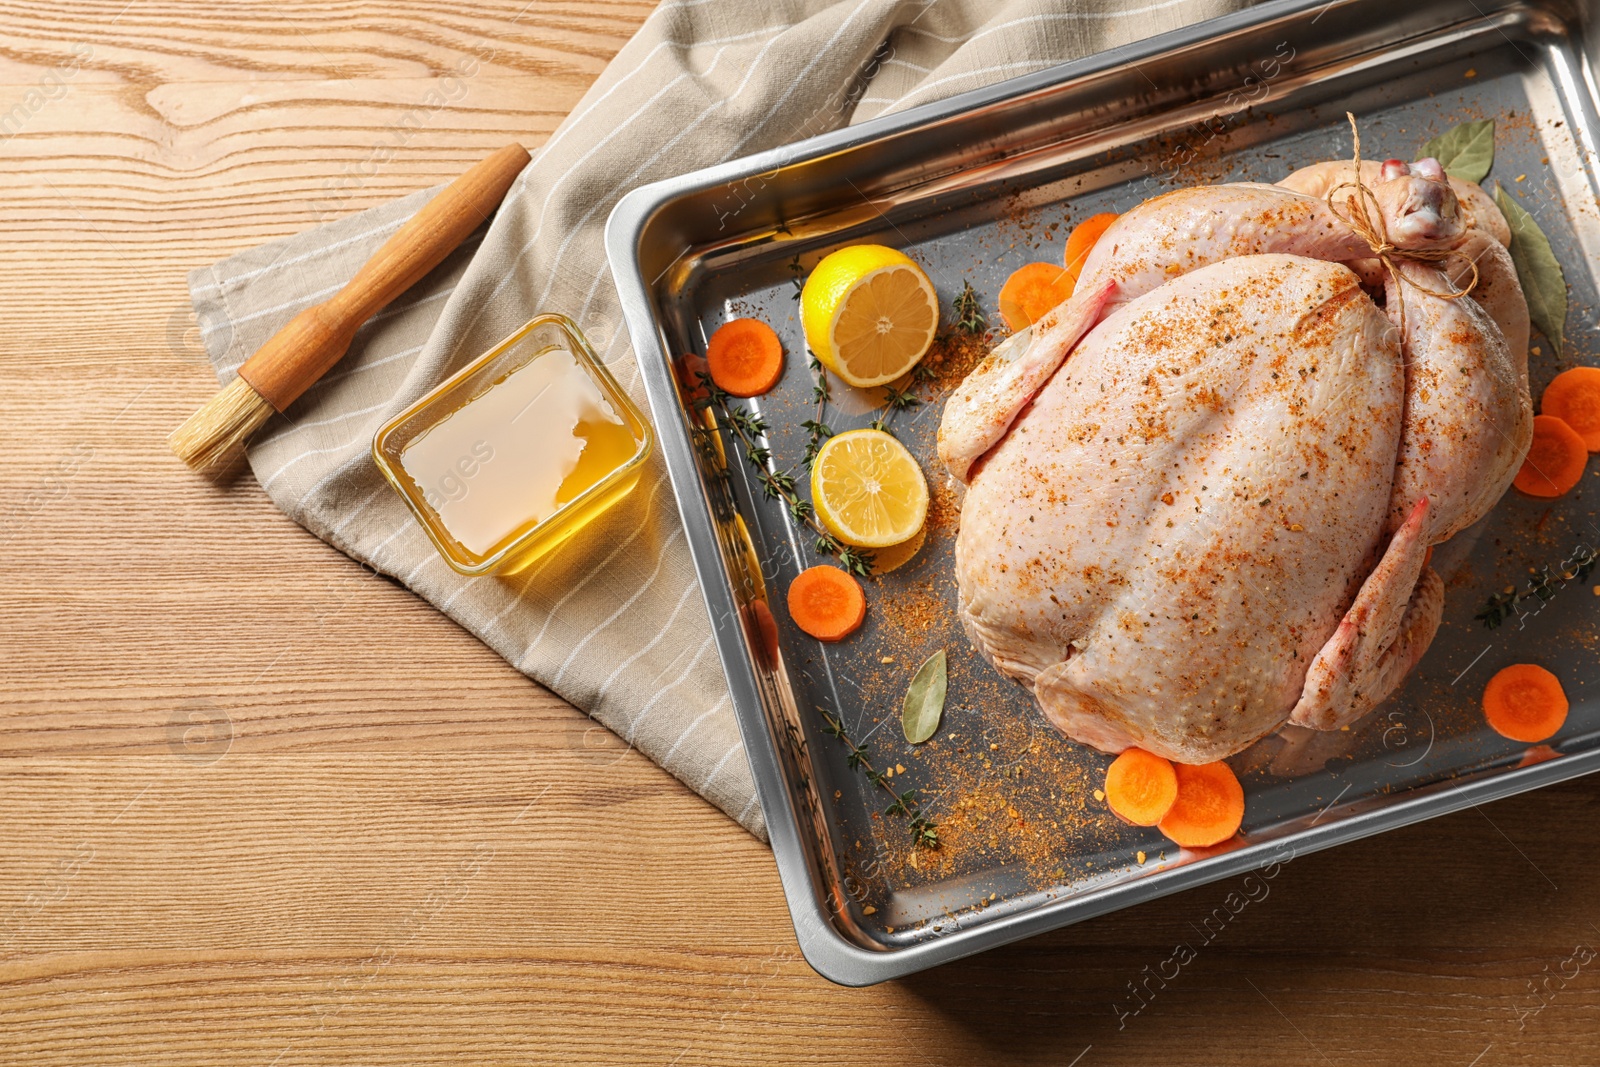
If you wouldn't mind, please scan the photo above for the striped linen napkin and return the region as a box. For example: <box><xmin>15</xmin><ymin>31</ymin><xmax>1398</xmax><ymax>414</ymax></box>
<box><xmin>189</xmin><ymin>0</ymin><xmax>1253</xmax><ymax>838</ymax></box>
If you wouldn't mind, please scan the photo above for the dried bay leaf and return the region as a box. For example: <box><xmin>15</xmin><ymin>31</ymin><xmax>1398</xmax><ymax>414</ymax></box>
<box><xmin>901</xmin><ymin>650</ymin><xmax>947</xmax><ymax>744</ymax></box>
<box><xmin>1420</xmin><ymin>119</ymin><xmax>1495</xmax><ymax>183</ymax></box>
<box><xmin>1495</xmin><ymin>182</ymin><xmax>1567</xmax><ymax>356</ymax></box>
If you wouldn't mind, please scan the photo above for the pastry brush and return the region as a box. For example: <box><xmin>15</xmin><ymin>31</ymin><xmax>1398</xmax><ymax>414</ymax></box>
<box><xmin>169</xmin><ymin>142</ymin><xmax>532</xmax><ymax>474</ymax></box>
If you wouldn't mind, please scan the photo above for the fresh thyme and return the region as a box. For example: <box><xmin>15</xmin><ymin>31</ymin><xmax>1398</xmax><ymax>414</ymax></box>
<box><xmin>866</xmin><ymin>365</ymin><xmax>936</xmax><ymax>433</ymax></box>
<box><xmin>801</xmin><ymin>416</ymin><xmax>833</xmax><ymax>466</ymax></box>
<box><xmin>1477</xmin><ymin>542</ymin><xmax>1600</xmax><ymax>629</ymax></box>
<box><xmin>696</xmin><ymin>372</ymin><xmax>874</xmax><ymax>576</ymax></box>
<box><xmin>808</xmin><ymin>351</ymin><xmax>831</xmax><ymax>404</ymax></box>
<box><xmin>882</xmin><ymin>380</ymin><xmax>922</xmax><ymax>411</ymax></box>
<box><xmin>788</xmin><ymin>254</ymin><xmax>805</xmax><ymax>302</ymax></box>
<box><xmin>952</xmin><ymin>279</ymin><xmax>986</xmax><ymax>335</ymax></box>
<box><xmin>820</xmin><ymin>710</ymin><xmax>939</xmax><ymax>848</ymax></box>
<box><xmin>801</xmin><ymin>351</ymin><xmax>833</xmax><ymax>468</ymax></box>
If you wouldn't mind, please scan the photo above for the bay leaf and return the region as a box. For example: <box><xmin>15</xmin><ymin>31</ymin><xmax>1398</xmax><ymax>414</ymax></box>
<box><xmin>1495</xmin><ymin>183</ymin><xmax>1567</xmax><ymax>356</ymax></box>
<box><xmin>1420</xmin><ymin>119</ymin><xmax>1495</xmax><ymax>184</ymax></box>
<box><xmin>901</xmin><ymin>650</ymin><xmax>947</xmax><ymax>744</ymax></box>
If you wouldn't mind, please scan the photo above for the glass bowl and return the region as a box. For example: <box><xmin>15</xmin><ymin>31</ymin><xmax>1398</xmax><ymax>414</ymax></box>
<box><xmin>372</xmin><ymin>312</ymin><xmax>653</xmax><ymax>576</ymax></box>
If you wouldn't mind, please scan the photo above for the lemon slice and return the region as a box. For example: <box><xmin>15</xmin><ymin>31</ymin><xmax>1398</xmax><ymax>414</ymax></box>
<box><xmin>811</xmin><ymin>429</ymin><xmax>929</xmax><ymax>548</ymax></box>
<box><xmin>801</xmin><ymin>245</ymin><xmax>939</xmax><ymax>388</ymax></box>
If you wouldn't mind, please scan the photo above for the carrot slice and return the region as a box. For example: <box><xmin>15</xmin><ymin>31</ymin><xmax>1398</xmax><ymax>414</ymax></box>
<box><xmin>998</xmin><ymin>262</ymin><xmax>1076</xmax><ymax>332</ymax></box>
<box><xmin>1483</xmin><ymin>663</ymin><xmax>1568</xmax><ymax>743</ymax></box>
<box><xmin>1541</xmin><ymin>367</ymin><xmax>1600</xmax><ymax>451</ymax></box>
<box><xmin>1513</xmin><ymin>414</ymin><xmax>1589</xmax><ymax>498</ymax></box>
<box><xmin>786</xmin><ymin>565</ymin><xmax>866</xmax><ymax>642</ymax></box>
<box><xmin>1104</xmin><ymin>748</ymin><xmax>1179</xmax><ymax>826</ymax></box>
<box><xmin>1157</xmin><ymin>761</ymin><xmax>1245</xmax><ymax>848</ymax></box>
<box><xmin>1063</xmin><ymin>211</ymin><xmax>1119</xmax><ymax>283</ymax></box>
<box><xmin>706</xmin><ymin>318</ymin><xmax>784</xmax><ymax>397</ymax></box>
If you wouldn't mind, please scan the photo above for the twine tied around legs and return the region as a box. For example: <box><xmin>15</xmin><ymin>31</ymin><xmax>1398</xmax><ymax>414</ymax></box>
<box><xmin>1323</xmin><ymin>112</ymin><xmax>1479</xmax><ymax>339</ymax></box>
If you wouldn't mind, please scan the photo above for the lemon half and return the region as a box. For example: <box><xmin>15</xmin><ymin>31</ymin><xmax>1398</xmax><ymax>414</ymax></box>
<box><xmin>811</xmin><ymin>429</ymin><xmax>929</xmax><ymax>548</ymax></box>
<box><xmin>801</xmin><ymin>245</ymin><xmax>939</xmax><ymax>388</ymax></box>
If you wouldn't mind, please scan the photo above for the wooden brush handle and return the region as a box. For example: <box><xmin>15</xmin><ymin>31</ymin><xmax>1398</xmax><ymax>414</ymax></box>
<box><xmin>237</xmin><ymin>142</ymin><xmax>531</xmax><ymax>413</ymax></box>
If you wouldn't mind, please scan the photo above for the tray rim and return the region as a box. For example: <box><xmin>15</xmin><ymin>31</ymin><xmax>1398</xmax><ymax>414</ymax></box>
<box><xmin>604</xmin><ymin>0</ymin><xmax>1599</xmax><ymax>986</ymax></box>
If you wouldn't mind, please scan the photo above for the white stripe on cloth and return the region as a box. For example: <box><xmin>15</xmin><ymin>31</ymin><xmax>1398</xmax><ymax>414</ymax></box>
<box><xmin>436</xmin><ymin>575</ymin><xmax>485</xmax><ymax>614</ymax></box>
<box><xmin>400</xmin><ymin>550</ymin><xmax>440</xmax><ymax>586</ymax></box>
<box><xmin>205</xmin><ymin>282</ymin><xmax>341</xmax><ymax>336</ymax></box>
<box><xmin>366</xmin><ymin>517</ymin><xmax>416</xmax><ymax>557</ymax></box>
<box><xmin>259</xmin><ymin>433</ymin><xmax>369</xmax><ymax>491</ymax></box>
<box><xmin>527</xmin><ymin>23</ymin><xmax>793</xmax><ymax>173</ymax></box>
<box><xmin>701</xmin><ymin>738</ymin><xmax>745</xmax><ymax>796</ymax></box>
<box><xmin>189</xmin><ymin>215</ymin><xmax>409</xmax><ymax>295</ymax></box>
<box><xmin>590</xmin><ymin>578</ymin><xmax>703</xmax><ymax>701</ymax></box>
<box><xmin>719</xmin><ymin>0</ymin><xmax>880</xmax><ymax>162</ymax></box>
<box><xmin>324</xmin><ymin>485</ymin><xmax>389</xmax><ymax>540</ymax></box>
<box><xmin>318</xmin><ymin>340</ymin><xmax>425</xmax><ymax>387</ymax></box>
<box><xmin>624</xmin><ymin>632</ymin><xmax>715</xmax><ymax>742</ymax></box>
<box><xmin>257</xmin><ymin>397</ymin><xmax>391</xmax><ymax>445</ymax></box>
<box><xmin>887</xmin><ymin>58</ymin><xmax>1062</xmax><ymax>111</ymax></box>
<box><xmin>507</xmin><ymin>29</ymin><xmax>793</xmax><ymax>325</ymax></box>
<box><xmin>902</xmin><ymin>0</ymin><xmax>1205</xmax><ymax>45</ymax></box>
<box><xmin>543</xmin><ymin>519</ymin><xmax>686</xmax><ymax>685</ymax></box>
<box><xmin>661</xmin><ymin>692</ymin><xmax>731</xmax><ymax>764</ymax></box>
<box><xmin>735</xmin><ymin>787</ymin><xmax>760</xmax><ymax>824</ymax></box>
<box><xmin>880</xmin><ymin>56</ymin><xmax>932</xmax><ymax>73</ymax></box>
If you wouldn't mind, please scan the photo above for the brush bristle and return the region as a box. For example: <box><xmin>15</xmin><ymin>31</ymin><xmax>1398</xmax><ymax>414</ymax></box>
<box><xmin>169</xmin><ymin>376</ymin><xmax>275</xmax><ymax>474</ymax></box>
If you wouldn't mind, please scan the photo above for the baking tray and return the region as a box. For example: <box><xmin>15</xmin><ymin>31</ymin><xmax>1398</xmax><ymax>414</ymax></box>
<box><xmin>606</xmin><ymin>0</ymin><xmax>1600</xmax><ymax>985</ymax></box>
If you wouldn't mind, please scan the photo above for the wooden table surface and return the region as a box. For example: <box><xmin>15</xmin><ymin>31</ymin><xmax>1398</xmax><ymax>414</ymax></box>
<box><xmin>3</xmin><ymin>3</ymin><xmax>1599</xmax><ymax>1063</ymax></box>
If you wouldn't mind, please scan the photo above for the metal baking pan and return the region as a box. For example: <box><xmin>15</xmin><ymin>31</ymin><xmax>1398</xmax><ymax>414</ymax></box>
<box><xmin>607</xmin><ymin>0</ymin><xmax>1600</xmax><ymax>985</ymax></box>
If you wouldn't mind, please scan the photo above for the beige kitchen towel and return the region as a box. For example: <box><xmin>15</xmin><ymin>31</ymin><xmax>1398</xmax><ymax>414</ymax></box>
<box><xmin>190</xmin><ymin>0</ymin><xmax>1254</xmax><ymax>839</ymax></box>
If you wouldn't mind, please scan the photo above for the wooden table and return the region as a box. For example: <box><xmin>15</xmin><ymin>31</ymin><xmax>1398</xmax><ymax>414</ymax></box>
<box><xmin>2</xmin><ymin>3</ymin><xmax>1596</xmax><ymax>1063</ymax></box>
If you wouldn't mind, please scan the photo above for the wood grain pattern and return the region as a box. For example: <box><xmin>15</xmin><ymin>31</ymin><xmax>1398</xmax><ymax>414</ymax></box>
<box><xmin>4</xmin><ymin>3</ymin><xmax>1600</xmax><ymax>1064</ymax></box>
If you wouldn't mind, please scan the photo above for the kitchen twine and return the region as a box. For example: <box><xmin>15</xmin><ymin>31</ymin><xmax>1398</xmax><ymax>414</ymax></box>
<box><xmin>1324</xmin><ymin>112</ymin><xmax>1480</xmax><ymax>338</ymax></box>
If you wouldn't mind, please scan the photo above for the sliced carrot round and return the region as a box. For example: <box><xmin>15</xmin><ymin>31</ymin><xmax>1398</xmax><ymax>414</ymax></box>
<box><xmin>998</xmin><ymin>262</ymin><xmax>1076</xmax><ymax>332</ymax></box>
<box><xmin>1483</xmin><ymin>663</ymin><xmax>1568</xmax><ymax>743</ymax></box>
<box><xmin>706</xmin><ymin>318</ymin><xmax>784</xmax><ymax>397</ymax></box>
<box><xmin>1104</xmin><ymin>748</ymin><xmax>1179</xmax><ymax>826</ymax></box>
<box><xmin>786</xmin><ymin>565</ymin><xmax>866</xmax><ymax>642</ymax></box>
<box><xmin>1513</xmin><ymin>414</ymin><xmax>1588</xmax><ymax>498</ymax></box>
<box><xmin>1157</xmin><ymin>761</ymin><xmax>1245</xmax><ymax>848</ymax></box>
<box><xmin>1541</xmin><ymin>366</ymin><xmax>1600</xmax><ymax>452</ymax></box>
<box><xmin>1063</xmin><ymin>211</ymin><xmax>1119</xmax><ymax>282</ymax></box>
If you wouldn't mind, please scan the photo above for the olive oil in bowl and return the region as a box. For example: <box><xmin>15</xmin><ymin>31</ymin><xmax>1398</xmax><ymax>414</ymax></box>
<box><xmin>373</xmin><ymin>313</ymin><xmax>652</xmax><ymax>575</ymax></box>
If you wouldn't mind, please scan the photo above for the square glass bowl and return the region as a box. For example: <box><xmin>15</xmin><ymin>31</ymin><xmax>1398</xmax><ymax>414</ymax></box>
<box><xmin>372</xmin><ymin>312</ymin><xmax>652</xmax><ymax>576</ymax></box>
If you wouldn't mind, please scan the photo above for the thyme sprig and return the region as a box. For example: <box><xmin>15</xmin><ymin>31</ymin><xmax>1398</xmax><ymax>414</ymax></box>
<box><xmin>866</xmin><ymin>365</ymin><xmax>935</xmax><ymax>433</ymax></box>
<box><xmin>952</xmin><ymin>279</ymin><xmax>986</xmax><ymax>335</ymax></box>
<box><xmin>820</xmin><ymin>710</ymin><xmax>939</xmax><ymax>849</ymax></box>
<box><xmin>696</xmin><ymin>372</ymin><xmax>874</xmax><ymax>576</ymax></box>
<box><xmin>801</xmin><ymin>351</ymin><xmax>833</xmax><ymax>468</ymax></box>
<box><xmin>801</xmin><ymin>417</ymin><xmax>833</xmax><ymax>466</ymax></box>
<box><xmin>868</xmin><ymin>382</ymin><xmax>920</xmax><ymax>432</ymax></box>
<box><xmin>1477</xmin><ymin>542</ymin><xmax>1600</xmax><ymax>629</ymax></box>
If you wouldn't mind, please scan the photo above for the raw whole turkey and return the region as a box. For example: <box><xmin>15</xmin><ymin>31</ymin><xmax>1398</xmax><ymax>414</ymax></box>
<box><xmin>938</xmin><ymin>158</ymin><xmax>1532</xmax><ymax>763</ymax></box>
